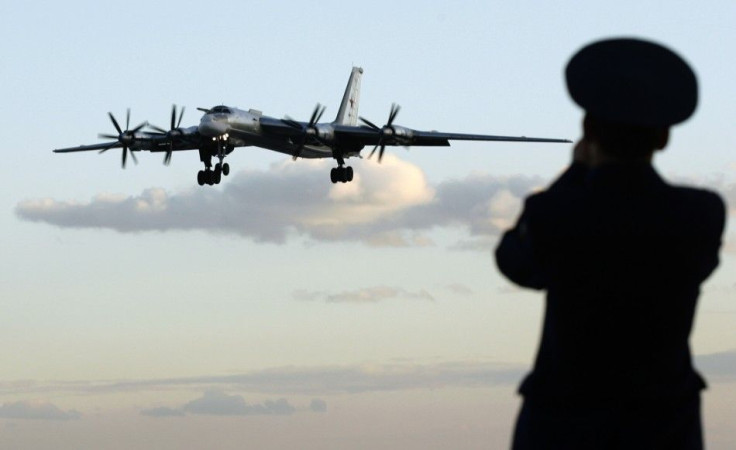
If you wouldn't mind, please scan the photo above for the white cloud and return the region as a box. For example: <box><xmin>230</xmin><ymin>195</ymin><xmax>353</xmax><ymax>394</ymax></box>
<box><xmin>0</xmin><ymin>400</ymin><xmax>81</xmax><ymax>421</ymax></box>
<box><xmin>141</xmin><ymin>392</ymin><xmax>327</xmax><ymax>419</ymax></box>
<box><xmin>15</xmin><ymin>156</ymin><xmax>540</xmax><ymax>246</ymax></box>
<box><xmin>295</xmin><ymin>286</ymin><xmax>435</xmax><ymax>304</ymax></box>
<box><xmin>182</xmin><ymin>390</ymin><xmax>296</xmax><ymax>416</ymax></box>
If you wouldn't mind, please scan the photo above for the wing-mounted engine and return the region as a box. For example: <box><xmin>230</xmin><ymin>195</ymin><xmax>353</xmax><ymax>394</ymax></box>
<box><xmin>278</xmin><ymin>104</ymin><xmax>336</xmax><ymax>160</ymax></box>
<box><xmin>97</xmin><ymin>109</ymin><xmax>149</xmax><ymax>168</ymax></box>
<box><xmin>147</xmin><ymin>105</ymin><xmax>194</xmax><ymax>165</ymax></box>
<box><xmin>358</xmin><ymin>104</ymin><xmax>414</xmax><ymax>162</ymax></box>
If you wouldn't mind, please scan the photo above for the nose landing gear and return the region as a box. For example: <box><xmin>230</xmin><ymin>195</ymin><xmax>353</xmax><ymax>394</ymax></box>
<box><xmin>197</xmin><ymin>135</ymin><xmax>232</xmax><ymax>186</ymax></box>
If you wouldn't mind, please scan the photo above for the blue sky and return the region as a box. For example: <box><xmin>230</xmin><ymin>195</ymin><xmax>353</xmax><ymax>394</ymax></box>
<box><xmin>2</xmin><ymin>1</ymin><xmax>735</xmax><ymax>449</ymax></box>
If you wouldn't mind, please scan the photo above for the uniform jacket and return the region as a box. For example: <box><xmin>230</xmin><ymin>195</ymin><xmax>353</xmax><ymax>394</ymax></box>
<box><xmin>495</xmin><ymin>162</ymin><xmax>726</xmax><ymax>406</ymax></box>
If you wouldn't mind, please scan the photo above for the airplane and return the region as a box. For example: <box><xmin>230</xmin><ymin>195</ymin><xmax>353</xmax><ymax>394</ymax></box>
<box><xmin>54</xmin><ymin>67</ymin><xmax>571</xmax><ymax>186</ymax></box>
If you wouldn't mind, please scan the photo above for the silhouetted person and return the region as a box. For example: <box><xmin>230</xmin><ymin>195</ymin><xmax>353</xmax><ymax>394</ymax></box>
<box><xmin>496</xmin><ymin>38</ymin><xmax>726</xmax><ymax>450</ymax></box>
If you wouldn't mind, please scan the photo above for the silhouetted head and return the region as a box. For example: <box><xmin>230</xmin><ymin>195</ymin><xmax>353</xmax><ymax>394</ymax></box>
<box><xmin>566</xmin><ymin>38</ymin><xmax>697</xmax><ymax>163</ymax></box>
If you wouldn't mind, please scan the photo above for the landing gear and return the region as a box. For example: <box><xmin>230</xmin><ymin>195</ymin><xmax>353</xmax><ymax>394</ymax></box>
<box><xmin>330</xmin><ymin>153</ymin><xmax>354</xmax><ymax>184</ymax></box>
<box><xmin>196</xmin><ymin>164</ymin><xmax>228</xmax><ymax>186</ymax></box>
<box><xmin>214</xmin><ymin>162</ymin><xmax>230</xmax><ymax>177</ymax></box>
<box><xmin>196</xmin><ymin>137</ymin><xmax>231</xmax><ymax>186</ymax></box>
<box><xmin>330</xmin><ymin>166</ymin><xmax>354</xmax><ymax>183</ymax></box>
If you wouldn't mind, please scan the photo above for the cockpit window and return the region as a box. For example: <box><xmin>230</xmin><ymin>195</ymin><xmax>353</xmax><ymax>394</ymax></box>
<box><xmin>211</xmin><ymin>106</ymin><xmax>231</xmax><ymax>114</ymax></box>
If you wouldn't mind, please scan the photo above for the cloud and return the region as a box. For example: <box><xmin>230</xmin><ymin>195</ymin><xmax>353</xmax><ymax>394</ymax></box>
<box><xmin>140</xmin><ymin>406</ymin><xmax>186</xmax><ymax>417</ymax></box>
<box><xmin>182</xmin><ymin>390</ymin><xmax>295</xmax><ymax>416</ymax></box>
<box><xmin>104</xmin><ymin>361</ymin><xmax>524</xmax><ymax>396</ymax></box>
<box><xmin>15</xmin><ymin>156</ymin><xmax>541</xmax><ymax>246</ymax></box>
<box><xmin>0</xmin><ymin>400</ymin><xmax>81</xmax><ymax>421</ymax></box>
<box><xmin>309</xmin><ymin>399</ymin><xmax>327</xmax><ymax>413</ymax></box>
<box><xmin>0</xmin><ymin>361</ymin><xmax>525</xmax><ymax>399</ymax></box>
<box><xmin>295</xmin><ymin>286</ymin><xmax>435</xmax><ymax>304</ymax></box>
<box><xmin>141</xmin><ymin>391</ymin><xmax>300</xmax><ymax>418</ymax></box>
<box><xmin>445</xmin><ymin>283</ymin><xmax>474</xmax><ymax>296</ymax></box>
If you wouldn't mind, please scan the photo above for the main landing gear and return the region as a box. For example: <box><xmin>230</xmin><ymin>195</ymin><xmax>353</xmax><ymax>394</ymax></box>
<box><xmin>330</xmin><ymin>154</ymin><xmax>354</xmax><ymax>184</ymax></box>
<box><xmin>330</xmin><ymin>166</ymin><xmax>353</xmax><ymax>183</ymax></box>
<box><xmin>197</xmin><ymin>135</ymin><xmax>232</xmax><ymax>186</ymax></box>
<box><xmin>198</xmin><ymin>162</ymin><xmax>230</xmax><ymax>186</ymax></box>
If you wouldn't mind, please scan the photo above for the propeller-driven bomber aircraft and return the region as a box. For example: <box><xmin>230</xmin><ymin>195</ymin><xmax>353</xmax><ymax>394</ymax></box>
<box><xmin>54</xmin><ymin>67</ymin><xmax>571</xmax><ymax>186</ymax></box>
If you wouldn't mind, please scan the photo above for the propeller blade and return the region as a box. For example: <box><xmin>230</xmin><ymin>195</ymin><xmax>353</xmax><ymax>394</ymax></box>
<box><xmin>131</xmin><ymin>121</ymin><xmax>148</xmax><ymax>134</ymax></box>
<box><xmin>129</xmin><ymin>148</ymin><xmax>138</xmax><ymax>165</ymax></box>
<box><xmin>99</xmin><ymin>133</ymin><xmax>119</xmax><ymax>139</ymax></box>
<box><xmin>368</xmin><ymin>143</ymin><xmax>379</xmax><ymax>159</ymax></box>
<box><xmin>315</xmin><ymin>104</ymin><xmax>326</xmax><ymax>123</ymax></box>
<box><xmin>308</xmin><ymin>104</ymin><xmax>320</xmax><ymax>124</ymax></box>
<box><xmin>388</xmin><ymin>103</ymin><xmax>400</xmax><ymax>125</ymax></box>
<box><xmin>378</xmin><ymin>144</ymin><xmax>387</xmax><ymax>163</ymax></box>
<box><xmin>122</xmin><ymin>146</ymin><xmax>128</xmax><ymax>168</ymax></box>
<box><xmin>170</xmin><ymin>105</ymin><xmax>177</xmax><ymax>130</ymax></box>
<box><xmin>292</xmin><ymin>143</ymin><xmax>303</xmax><ymax>160</ymax></box>
<box><xmin>359</xmin><ymin>116</ymin><xmax>380</xmax><ymax>130</ymax></box>
<box><xmin>164</xmin><ymin>149</ymin><xmax>173</xmax><ymax>166</ymax></box>
<box><xmin>98</xmin><ymin>142</ymin><xmax>118</xmax><ymax>154</ymax></box>
<box><xmin>177</xmin><ymin>106</ymin><xmax>185</xmax><ymax>128</ymax></box>
<box><xmin>282</xmin><ymin>117</ymin><xmax>303</xmax><ymax>130</ymax></box>
<box><xmin>126</xmin><ymin>108</ymin><xmax>131</xmax><ymax>130</ymax></box>
<box><xmin>108</xmin><ymin>112</ymin><xmax>123</xmax><ymax>135</ymax></box>
<box><xmin>147</xmin><ymin>124</ymin><xmax>167</xmax><ymax>134</ymax></box>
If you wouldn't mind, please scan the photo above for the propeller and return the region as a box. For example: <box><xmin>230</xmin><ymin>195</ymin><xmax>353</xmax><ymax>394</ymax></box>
<box><xmin>148</xmin><ymin>104</ymin><xmax>186</xmax><ymax>165</ymax></box>
<box><xmin>282</xmin><ymin>103</ymin><xmax>327</xmax><ymax>160</ymax></box>
<box><xmin>98</xmin><ymin>109</ymin><xmax>146</xmax><ymax>168</ymax></box>
<box><xmin>359</xmin><ymin>103</ymin><xmax>401</xmax><ymax>163</ymax></box>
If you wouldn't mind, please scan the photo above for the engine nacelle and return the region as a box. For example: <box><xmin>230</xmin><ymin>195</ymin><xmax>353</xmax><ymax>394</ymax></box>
<box><xmin>389</xmin><ymin>125</ymin><xmax>413</xmax><ymax>144</ymax></box>
<box><xmin>315</xmin><ymin>124</ymin><xmax>336</xmax><ymax>144</ymax></box>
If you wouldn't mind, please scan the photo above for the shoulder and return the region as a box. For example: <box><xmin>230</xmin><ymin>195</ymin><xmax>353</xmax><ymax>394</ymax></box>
<box><xmin>670</xmin><ymin>185</ymin><xmax>725</xmax><ymax>215</ymax></box>
<box><xmin>668</xmin><ymin>184</ymin><xmax>727</xmax><ymax>234</ymax></box>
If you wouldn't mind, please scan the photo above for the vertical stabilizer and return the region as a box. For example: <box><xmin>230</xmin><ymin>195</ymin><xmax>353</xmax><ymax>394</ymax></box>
<box><xmin>334</xmin><ymin>67</ymin><xmax>363</xmax><ymax>125</ymax></box>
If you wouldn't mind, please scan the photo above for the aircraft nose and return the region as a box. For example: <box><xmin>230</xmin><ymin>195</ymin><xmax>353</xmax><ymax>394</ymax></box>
<box><xmin>199</xmin><ymin>116</ymin><xmax>228</xmax><ymax>137</ymax></box>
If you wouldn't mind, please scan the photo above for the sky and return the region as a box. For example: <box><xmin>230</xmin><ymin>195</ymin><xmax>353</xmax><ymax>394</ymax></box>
<box><xmin>1</xmin><ymin>1</ymin><xmax>735</xmax><ymax>449</ymax></box>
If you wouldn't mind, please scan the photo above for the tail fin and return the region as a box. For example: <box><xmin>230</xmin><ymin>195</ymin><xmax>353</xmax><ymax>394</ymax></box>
<box><xmin>334</xmin><ymin>67</ymin><xmax>363</xmax><ymax>125</ymax></box>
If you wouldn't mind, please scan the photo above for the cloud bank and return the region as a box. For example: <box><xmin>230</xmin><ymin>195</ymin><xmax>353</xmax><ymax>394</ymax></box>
<box><xmin>0</xmin><ymin>361</ymin><xmax>524</xmax><ymax>399</ymax></box>
<box><xmin>141</xmin><ymin>390</ymin><xmax>317</xmax><ymax>418</ymax></box>
<box><xmin>2</xmin><ymin>351</ymin><xmax>734</xmax><ymax>413</ymax></box>
<box><xmin>16</xmin><ymin>156</ymin><xmax>542</xmax><ymax>246</ymax></box>
<box><xmin>15</xmin><ymin>158</ymin><xmax>734</xmax><ymax>248</ymax></box>
<box><xmin>183</xmin><ymin>390</ymin><xmax>296</xmax><ymax>416</ymax></box>
<box><xmin>0</xmin><ymin>400</ymin><xmax>80</xmax><ymax>421</ymax></box>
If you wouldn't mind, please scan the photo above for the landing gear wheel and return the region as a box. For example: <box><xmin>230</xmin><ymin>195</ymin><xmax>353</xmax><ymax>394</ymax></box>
<box><xmin>203</xmin><ymin>170</ymin><xmax>213</xmax><ymax>186</ymax></box>
<box><xmin>215</xmin><ymin>163</ymin><xmax>222</xmax><ymax>174</ymax></box>
<box><xmin>346</xmin><ymin>166</ymin><xmax>354</xmax><ymax>182</ymax></box>
<box><xmin>214</xmin><ymin>170</ymin><xmax>222</xmax><ymax>184</ymax></box>
<box><xmin>197</xmin><ymin>170</ymin><xmax>205</xmax><ymax>186</ymax></box>
<box><xmin>330</xmin><ymin>168</ymin><xmax>338</xmax><ymax>184</ymax></box>
<box><xmin>223</xmin><ymin>163</ymin><xmax>230</xmax><ymax>176</ymax></box>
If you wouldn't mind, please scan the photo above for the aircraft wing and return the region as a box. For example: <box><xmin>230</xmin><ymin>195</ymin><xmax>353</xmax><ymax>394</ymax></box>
<box><xmin>54</xmin><ymin>142</ymin><xmax>122</xmax><ymax>153</ymax></box>
<box><xmin>332</xmin><ymin>125</ymin><xmax>572</xmax><ymax>147</ymax></box>
<box><xmin>410</xmin><ymin>130</ymin><xmax>572</xmax><ymax>146</ymax></box>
